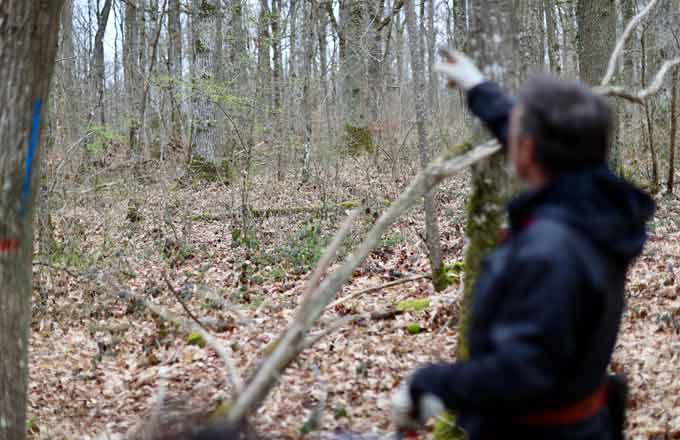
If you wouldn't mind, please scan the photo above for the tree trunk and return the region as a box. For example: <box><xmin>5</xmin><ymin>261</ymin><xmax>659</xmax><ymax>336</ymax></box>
<box><xmin>94</xmin><ymin>0</ymin><xmax>113</xmax><ymax>126</ymax></box>
<box><xmin>191</xmin><ymin>0</ymin><xmax>220</xmax><ymax>163</ymax></box>
<box><xmin>124</xmin><ymin>0</ymin><xmax>141</xmax><ymax>154</ymax></box>
<box><xmin>271</xmin><ymin>0</ymin><xmax>284</xmax><ymax>179</ymax></box>
<box><xmin>668</xmin><ymin>68</ymin><xmax>678</xmax><ymax>193</ymax></box>
<box><xmin>168</xmin><ymin>0</ymin><xmax>184</xmax><ymax>143</ymax></box>
<box><xmin>577</xmin><ymin>0</ymin><xmax>620</xmax><ymax>173</ymax></box>
<box><xmin>458</xmin><ymin>0</ymin><xmax>515</xmax><ymax>357</ymax></box>
<box><xmin>340</xmin><ymin>0</ymin><xmax>374</xmax><ymax>154</ymax></box>
<box><xmin>301</xmin><ymin>0</ymin><xmax>315</xmax><ymax>183</ymax></box>
<box><xmin>641</xmin><ymin>30</ymin><xmax>659</xmax><ymax>192</ymax></box>
<box><xmin>0</xmin><ymin>2</ymin><xmax>64</xmax><ymax>440</ymax></box>
<box><xmin>544</xmin><ymin>0</ymin><xmax>561</xmax><ymax>74</ymax></box>
<box><xmin>404</xmin><ymin>0</ymin><xmax>445</xmax><ymax>292</ymax></box>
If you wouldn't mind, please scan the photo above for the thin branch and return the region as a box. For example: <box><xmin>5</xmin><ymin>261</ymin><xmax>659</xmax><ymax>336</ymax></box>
<box><xmin>110</xmin><ymin>275</ymin><xmax>244</xmax><ymax>393</ymax></box>
<box><xmin>601</xmin><ymin>0</ymin><xmax>660</xmax><ymax>86</ymax></box>
<box><xmin>596</xmin><ymin>57</ymin><xmax>680</xmax><ymax>105</ymax></box>
<box><xmin>638</xmin><ymin>57</ymin><xmax>680</xmax><ymax>100</ymax></box>
<box><xmin>303</xmin><ymin>208</ymin><xmax>361</xmax><ymax>296</ymax></box>
<box><xmin>163</xmin><ymin>272</ymin><xmax>208</xmax><ymax>332</ymax></box>
<box><xmin>329</xmin><ymin>275</ymin><xmax>430</xmax><ymax>309</ymax></box>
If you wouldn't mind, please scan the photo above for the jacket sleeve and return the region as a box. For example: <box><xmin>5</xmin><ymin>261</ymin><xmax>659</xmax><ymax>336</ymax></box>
<box><xmin>409</xmin><ymin>255</ymin><xmax>588</xmax><ymax>414</ymax></box>
<box><xmin>467</xmin><ymin>82</ymin><xmax>515</xmax><ymax>149</ymax></box>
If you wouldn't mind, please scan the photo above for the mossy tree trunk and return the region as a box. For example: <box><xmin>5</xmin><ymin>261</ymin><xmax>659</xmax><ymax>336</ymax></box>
<box><xmin>340</xmin><ymin>0</ymin><xmax>374</xmax><ymax>154</ymax></box>
<box><xmin>404</xmin><ymin>0</ymin><xmax>445</xmax><ymax>291</ymax></box>
<box><xmin>0</xmin><ymin>2</ymin><xmax>64</xmax><ymax>439</ymax></box>
<box><xmin>438</xmin><ymin>1</ymin><xmax>532</xmax><ymax>438</ymax></box>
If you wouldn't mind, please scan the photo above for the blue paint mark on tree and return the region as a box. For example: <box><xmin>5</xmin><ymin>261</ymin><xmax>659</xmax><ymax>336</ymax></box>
<box><xmin>20</xmin><ymin>98</ymin><xmax>42</xmax><ymax>217</ymax></box>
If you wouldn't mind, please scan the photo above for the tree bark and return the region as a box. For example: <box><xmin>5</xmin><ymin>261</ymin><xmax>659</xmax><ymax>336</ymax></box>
<box><xmin>93</xmin><ymin>0</ymin><xmax>113</xmax><ymax>126</ymax></box>
<box><xmin>404</xmin><ymin>0</ymin><xmax>445</xmax><ymax>291</ymax></box>
<box><xmin>577</xmin><ymin>0</ymin><xmax>620</xmax><ymax>173</ymax></box>
<box><xmin>0</xmin><ymin>2</ymin><xmax>64</xmax><ymax>440</ymax></box>
<box><xmin>340</xmin><ymin>0</ymin><xmax>374</xmax><ymax>154</ymax></box>
<box><xmin>190</xmin><ymin>0</ymin><xmax>220</xmax><ymax>163</ymax></box>
<box><xmin>301</xmin><ymin>0</ymin><xmax>315</xmax><ymax>183</ymax></box>
<box><xmin>124</xmin><ymin>0</ymin><xmax>141</xmax><ymax>153</ymax></box>
<box><xmin>459</xmin><ymin>0</ymin><xmax>517</xmax><ymax>363</ymax></box>
<box><xmin>668</xmin><ymin>67</ymin><xmax>678</xmax><ymax>193</ymax></box>
<box><xmin>168</xmin><ymin>0</ymin><xmax>184</xmax><ymax>142</ymax></box>
<box><xmin>544</xmin><ymin>0</ymin><xmax>561</xmax><ymax>75</ymax></box>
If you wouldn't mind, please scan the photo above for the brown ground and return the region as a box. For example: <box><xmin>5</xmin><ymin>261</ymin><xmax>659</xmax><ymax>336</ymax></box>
<box><xmin>27</xmin><ymin>167</ymin><xmax>680</xmax><ymax>439</ymax></box>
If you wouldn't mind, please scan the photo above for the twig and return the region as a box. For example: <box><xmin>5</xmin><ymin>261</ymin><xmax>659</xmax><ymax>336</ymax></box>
<box><xmin>329</xmin><ymin>275</ymin><xmax>430</xmax><ymax>309</ymax></box>
<box><xmin>304</xmin><ymin>208</ymin><xmax>361</xmax><ymax>295</ymax></box>
<box><xmin>163</xmin><ymin>272</ymin><xmax>207</xmax><ymax>332</ymax></box>
<box><xmin>601</xmin><ymin>0</ymin><xmax>660</xmax><ymax>87</ymax></box>
<box><xmin>303</xmin><ymin>315</ymin><xmax>361</xmax><ymax>348</ymax></box>
<box><xmin>107</xmin><ymin>272</ymin><xmax>244</xmax><ymax>393</ymax></box>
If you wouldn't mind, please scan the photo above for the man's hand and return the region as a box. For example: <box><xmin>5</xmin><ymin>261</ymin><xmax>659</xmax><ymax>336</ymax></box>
<box><xmin>390</xmin><ymin>381</ymin><xmax>445</xmax><ymax>431</ymax></box>
<box><xmin>435</xmin><ymin>48</ymin><xmax>485</xmax><ymax>91</ymax></box>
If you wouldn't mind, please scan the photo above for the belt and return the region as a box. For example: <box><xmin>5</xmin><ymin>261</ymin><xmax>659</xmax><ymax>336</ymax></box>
<box><xmin>515</xmin><ymin>383</ymin><xmax>609</xmax><ymax>425</ymax></box>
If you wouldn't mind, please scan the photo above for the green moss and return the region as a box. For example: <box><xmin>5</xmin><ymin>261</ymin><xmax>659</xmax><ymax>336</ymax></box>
<box><xmin>406</xmin><ymin>323</ymin><xmax>422</xmax><ymax>334</ymax></box>
<box><xmin>444</xmin><ymin>139</ymin><xmax>473</xmax><ymax>160</ymax></box>
<box><xmin>337</xmin><ymin>200</ymin><xmax>360</xmax><ymax>209</ymax></box>
<box><xmin>396</xmin><ymin>298</ymin><xmax>430</xmax><ymax>312</ymax></box>
<box><xmin>433</xmin><ymin>411</ymin><xmax>465</xmax><ymax>440</ymax></box>
<box><xmin>343</xmin><ymin>124</ymin><xmax>375</xmax><ymax>155</ymax></box>
<box><xmin>458</xmin><ymin>154</ymin><xmax>506</xmax><ymax>360</ymax></box>
<box><xmin>188</xmin><ymin>156</ymin><xmax>231</xmax><ymax>182</ymax></box>
<box><xmin>209</xmin><ymin>401</ymin><xmax>232</xmax><ymax>422</ymax></box>
<box><xmin>185</xmin><ymin>332</ymin><xmax>206</xmax><ymax>347</ymax></box>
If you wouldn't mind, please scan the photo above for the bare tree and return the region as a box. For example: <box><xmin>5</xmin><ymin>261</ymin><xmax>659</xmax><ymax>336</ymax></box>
<box><xmin>0</xmin><ymin>2</ymin><xmax>65</xmax><ymax>440</ymax></box>
<box><xmin>93</xmin><ymin>0</ymin><xmax>114</xmax><ymax>126</ymax></box>
<box><xmin>190</xmin><ymin>0</ymin><xmax>221</xmax><ymax>163</ymax></box>
<box><xmin>404</xmin><ymin>0</ymin><xmax>445</xmax><ymax>291</ymax></box>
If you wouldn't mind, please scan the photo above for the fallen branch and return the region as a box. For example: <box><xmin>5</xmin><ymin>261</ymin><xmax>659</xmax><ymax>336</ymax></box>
<box><xmin>191</xmin><ymin>201</ymin><xmax>360</xmax><ymax>222</ymax></box>
<box><xmin>107</xmin><ymin>275</ymin><xmax>245</xmax><ymax>394</ymax></box>
<box><xmin>329</xmin><ymin>275</ymin><xmax>430</xmax><ymax>309</ymax></box>
<box><xmin>225</xmin><ymin>139</ymin><xmax>500</xmax><ymax>424</ymax></box>
<box><xmin>163</xmin><ymin>272</ymin><xmax>208</xmax><ymax>332</ymax></box>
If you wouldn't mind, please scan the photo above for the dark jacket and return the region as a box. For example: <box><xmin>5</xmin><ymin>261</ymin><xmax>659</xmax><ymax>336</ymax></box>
<box><xmin>409</xmin><ymin>82</ymin><xmax>655</xmax><ymax>439</ymax></box>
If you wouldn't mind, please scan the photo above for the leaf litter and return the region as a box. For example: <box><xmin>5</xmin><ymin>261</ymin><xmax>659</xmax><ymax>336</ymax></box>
<box><xmin>28</xmin><ymin>168</ymin><xmax>680</xmax><ymax>439</ymax></box>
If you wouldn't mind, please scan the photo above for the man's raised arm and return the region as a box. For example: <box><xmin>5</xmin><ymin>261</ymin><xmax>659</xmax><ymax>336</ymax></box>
<box><xmin>435</xmin><ymin>49</ymin><xmax>514</xmax><ymax>148</ymax></box>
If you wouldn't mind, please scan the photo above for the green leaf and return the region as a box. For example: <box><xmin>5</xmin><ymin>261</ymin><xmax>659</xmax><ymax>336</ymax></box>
<box><xmin>406</xmin><ymin>323</ymin><xmax>423</xmax><ymax>335</ymax></box>
<box><xmin>185</xmin><ymin>332</ymin><xmax>206</xmax><ymax>347</ymax></box>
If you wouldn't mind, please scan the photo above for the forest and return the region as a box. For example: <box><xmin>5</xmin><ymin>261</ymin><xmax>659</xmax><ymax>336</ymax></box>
<box><xmin>0</xmin><ymin>0</ymin><xmax>679</xmax><ymax>439</ymax></box>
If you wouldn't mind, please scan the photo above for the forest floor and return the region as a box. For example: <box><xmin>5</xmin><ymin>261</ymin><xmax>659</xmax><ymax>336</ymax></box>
<box><xmin>26</xmin><ymin>164</ymin><xmax>680</xmax><ymax>440</ymax></box>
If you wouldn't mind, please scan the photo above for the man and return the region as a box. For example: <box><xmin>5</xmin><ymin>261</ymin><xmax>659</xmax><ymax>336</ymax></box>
<box><xmin>391</xmin><ymin>51</ymin><xmax>655</xmax><ymax>440</ymax></box>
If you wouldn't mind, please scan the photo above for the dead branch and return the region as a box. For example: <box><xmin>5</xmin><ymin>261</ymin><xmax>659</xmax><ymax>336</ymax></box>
<box><xmin>601</xmin><ymin>0</ymin><xmax>660</xmax><ymax>87</ymax></box>
<box><xmin>638</xmin><ymin>57</ymin><xmax>680</xmax><ymax>100</ymax></box>
<box><xmin>225</xmin><ymin>139</ymin><xmax>500</xmax><ymax>424</ymax></box>
<box><xmin>596</xmin><ymin>57</ymin><xmax>680</xmax><ymax>105</ymax></box>
<box><xmin>109</xmin><ymin>277</ymin><xmax>245</xmax><ymax>394</ymax></box>
<box><xmin>164</xmin><ymin>272</ymin><xmax>207</xmax><ymax>332</ymax></box>
<box><xmin>329</xmin><ymin>275</ymin><xmax>430</xmax><ymax>309</ymax></box>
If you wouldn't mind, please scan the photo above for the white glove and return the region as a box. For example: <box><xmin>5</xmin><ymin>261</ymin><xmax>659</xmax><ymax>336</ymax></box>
<box><xmin>434</xmin><ymin>49</ymin><xmax>485</xmax><ymax>91</ymax></box>
<box><xmin>391</xmin><ymin>383</ymin><xmax>446</xmax><ymax>430</ymax></box>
